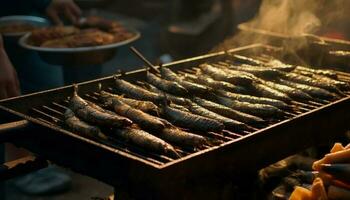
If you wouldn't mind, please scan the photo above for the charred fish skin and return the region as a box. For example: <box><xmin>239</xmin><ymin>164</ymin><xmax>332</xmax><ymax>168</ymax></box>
<box><xmin>146</xmin><ymin>72</ymin><xmax>188</xmax><ymax>96</ymax></box>
<box><xmin>278</xmin><ymin>79</ymin><xmax>339</xmax><ymax>100</ymax></box>
<box><xmin>215</xmin><ymin>95</ymin><xmax>286</xmax><ymax>118</ymax></box>
<box><xmin>295</xmin><ymin>66</ymin><xmax>338</xmax><ymax>79</ymax></box>
<box><xmin>143</xmin><ymin>82</ymin><xmax>189</xmax><ymax>105</ymax></box>
<box><xmin>160</xmin><ymin>67</ymin><xmax>209</xmax><ymax>94</ymax></box>
<box><xmin>182</xmin><ymin>73</ymin><xmax>248</xmax><ymax>94</ymax></box>
<box><xmin>113</xmin><ymin>127</ymin><xmax>180</xmax><ymax>158</ymax></box>
<box><xmin>261</xmin><ymin>80</ymin><xmax>313</xmax><ymax>102</ymax></box>
<box><xmin>192</xmin><ymin>97</ymin><xmax>265</xmax><ymax>126</ymax></box>
<box><xmin>187</xmin><ymin>102</ymin><xmax>253</xmax><ymax>132</ymax></box>
<box><xmin>199</xmin><ymin>63</ymin><xmax>253</xmax><ymax>85</ymax></box>
<box><xmin>114</xmin><ymin>78</ymin><xmax>162</xmax><ymax>103</ymax></box>
<box><xmin>69</xmin><ymin>89</ymin><xmax>132</xmax><ymax>127</ymax></box>
<box><xmin>161</xmin><ymin>102</ymin><xmax>224</xmax><ymax>132</ymax></box>
<box><xmin>215</xmin><ymin>90</ymin><xmax>291</xmax><ymax>110</ymax></box>
<box><xmin>280</xmin><ymin>72</ymin><xmax>343</xmax><ymax>94</ymax></box>
<box><xmin>249</xmin><ymin>82</ymin><xmax>292</xmax><ymax>102</ymax></box>
<box><xmin>64</xmin><ymin>109</ymin><xmax>108</xmax><ymax>140</ymax></box>
<box><xmin>229</xmin><ymin>54</ymin><xmax>264</xmax><ymax>66</ymax></box>
<box><xmin>100</xmin><ymin>91</ymin><xmax>159</xmax><ymax>116</ymax></box>
<box><xmin>102</xmin><ymin>96</ymin><xmax>166</xmax><ymax>132</ymax></box>
<box><xmin>161</xmin><ymin>127</ymin><xmax>207</xmax><ymax>148</ymax></box>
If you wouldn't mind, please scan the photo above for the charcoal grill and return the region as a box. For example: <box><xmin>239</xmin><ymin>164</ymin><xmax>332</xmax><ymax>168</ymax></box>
<box><xmin>1</xmin><ymin>43</ymin><xmax>350</xmax><ymax>199</ymax></box>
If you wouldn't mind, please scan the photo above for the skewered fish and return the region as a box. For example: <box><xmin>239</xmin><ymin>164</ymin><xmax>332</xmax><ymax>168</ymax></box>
<box><xmin>143</xmin><ymin>82</ymin><xmax>189</xmax><ymax>105</ymax></box>
<box><xmin>64</xmin><ymin>108</ymin><xmax>108</xmax><ymax>140</ymax></box>
<box><xmin>215</xmin><ymin>90</ymin><xmax>291</xmax><ymax>110</ymax></box>
<box><xmin>160</xmin><ymin>101</ymin><xmax>224</xmax><ymax>132</ymax></box>
<box><xmin>250</xmin><ymin>82</ymin><xmax>292</xmax><ymax>102</ymax></box>
<box><xmin>70</xmin><ymin>86</ymin><xmax>132</xmax><ymax>127</ymax></box>
<box><xmin>295</xmin><ymin>66</ymin><xmax>338</xmax><ymax>79</ymax></box>
<box><xmin>219</xmin><ymin>62</ymin><xmax>283</xmax><ymax>79</ymax></box>
<box><xmin>215</xmin><ymin>95</ymin><xmax>286</xmax><ymax>118</ymax></box>
<box><xmin>264</xmin><ymin>59</ymin><xmax>295</xmax><ymax>72</ymax></box>
<box><xmin>278</xmin><ymin>79</ymin><xmax>338</xmax><ymax>100</ymax></box>
<box><xmin>261</xmin><ymin>80</ymin><xmax>313</xmax><ymax>102</ymax></box>
<box><xmin>293</xmin><ymin>70</ymin><xmax>349</xmax><ymax>90</ymax></box>
<box><xmin>192</xmin><ymin>97</ymin><xmax>265</xmax><ymax>126</ymax></box>
<box><xmin>101</xmin><ymin>96</ymin><xmax>166</xmax><ymax>131</ymax></box>
<box><xmin>211</xmin><ymin>63</ymin><xmax>259</xmax><ymax>81</ymax></box>
<box><xmin>281</xmin><ymin>72</ymin><xmax>343</xmax><ymax>94</ymax></box>
<box><xmin>146</xmin><ymin>72</ymin><xmax>188</xmax><ymax>95</ymax></box>
<box><xmin>182</xmin><ymin>73</ymin><xmax>248</xmax><ymax>94</ymax></box>
<box><xmin>229</xmin><ymin>54</ymin><xmax>264</xmax><ymax>66</ymax></box>
<box><xmin>100</xmin><ymin>91</ymin><xmax>159</xmax><ymax>116</ymax></box>
<box><xmin>199</xmin><ymin>63</ymin><xmax>253</xmax><ymax>85</ymax></box>
<box><xmin>114</xmin><ymin>77</ymin><xmax>163</xmax><ymax>103</ymax></box>
<box><xmin>187</xmin><ymin>102</ymin><xmax>253</xmax><ymax>132</ymax></box>
<box><xmin>161</xmin><ymin>127</ymin><xmax>207</xmax><ymax>148</ymax></box>
<box><xmin>112</xmin><ymin>127</ymin><xmax>180</xmax><ymax>158</ymax></box>
<box><xmin>160</xmin><ymin>67</ymin><xmax>209</xmax><ymax>94</ymax></box>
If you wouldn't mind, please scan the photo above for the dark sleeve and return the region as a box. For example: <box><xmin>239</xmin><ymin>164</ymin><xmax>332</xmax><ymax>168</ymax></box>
<box><xmin>1</xmin><ymin>0</ymin><xmax>52</xmax><ymax>16</ymax></box>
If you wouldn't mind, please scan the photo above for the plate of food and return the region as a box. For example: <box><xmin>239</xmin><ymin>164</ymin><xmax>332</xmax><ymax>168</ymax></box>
<box><xmin>19</xmin><ymin>16</ymin><xmax>140</xmax><ymax>65</ymax></box>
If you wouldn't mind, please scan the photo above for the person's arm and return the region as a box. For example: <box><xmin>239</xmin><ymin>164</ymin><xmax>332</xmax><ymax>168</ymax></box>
<box><xmin>0</xmin><ymin>35</ymin><xmax>20</xmax><ymax>99</ymax></box>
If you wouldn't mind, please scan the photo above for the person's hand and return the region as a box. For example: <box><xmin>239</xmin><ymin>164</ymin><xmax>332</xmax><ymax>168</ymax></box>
<box><xmin>0</xmin><ymin>35</ymin><xmax>20</xmax><ymax>99</ymax></box>
<box><xmin>46</xmin><ymin>0</ymin><xmax>82</xmax><ymax>25</ymax></box>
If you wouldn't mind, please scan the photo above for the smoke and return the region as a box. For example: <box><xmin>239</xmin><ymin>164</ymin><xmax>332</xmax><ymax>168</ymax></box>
<box><xmin>213</xmin><ymin>0</ymin><xmax>349</xmax><ymax>53</ymax></box>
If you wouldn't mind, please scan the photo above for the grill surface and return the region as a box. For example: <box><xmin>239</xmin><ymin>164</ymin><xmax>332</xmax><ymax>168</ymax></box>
<box><xmin>1</xmin><ymin>44</ymin><xmax>350</xmax><ymax>199</ymax></box>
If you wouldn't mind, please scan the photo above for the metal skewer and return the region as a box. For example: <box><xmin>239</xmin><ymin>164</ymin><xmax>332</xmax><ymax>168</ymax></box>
<box><xmin>130</xmin><ymin>46</ymin><xmax>160</xmax><ymax>74</ymax></box>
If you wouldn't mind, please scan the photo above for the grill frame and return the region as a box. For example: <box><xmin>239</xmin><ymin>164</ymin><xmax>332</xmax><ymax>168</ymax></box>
<box><xmin>1</xmin><ymin>43</ymin><xmax>350</xmax><ymax>199</ymax></box>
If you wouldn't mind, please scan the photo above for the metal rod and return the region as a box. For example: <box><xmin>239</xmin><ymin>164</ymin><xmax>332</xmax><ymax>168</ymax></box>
<box><xmin>130</xmin><ymin>46</ymin><xmax>160</xmax><ymax>74</ymax></box>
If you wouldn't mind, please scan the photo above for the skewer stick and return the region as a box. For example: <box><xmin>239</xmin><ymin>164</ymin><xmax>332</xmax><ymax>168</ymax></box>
<box><xmin>130</xmin><ymin>46</ymin><xmax>160</xmax><ymax>74</ymax></box>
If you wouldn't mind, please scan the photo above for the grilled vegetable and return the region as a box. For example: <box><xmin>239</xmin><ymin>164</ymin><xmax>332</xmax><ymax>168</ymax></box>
<box><xmin>192</xmin><ymin>97</ymin><xmax>265</xmax><ymax>126</ymax></box>
<box><xmin>70</xmin><ymin>86</ymin><xmax>132</xmax><ymax>127</ymax></box>
<box><xmin>161</xmin><ymin>127</ymin><xmax>207</xmax><ymax>148</ymax></box>
<box><xmin>215</xmin><ymin>95</ymin><xmax>285</xmax><ymax>118</ymax></box>
<box><xmin>215</xmin><ymin>90</ymin><xmax>291</xmax><ymax>110</ymax></box>
<box><xmin>281</xmin><ymin>72</ymin><xmax>343</xmax><ymax>94</ymax></box>
<box><xmin>199</xmin><ymin>63</ymin><xmax>253</xmax><ymax>85</ymax></box>
<box><xmin>182</xmin><ymin>73</ymin><xmax>248</xmax><ymax>94</ymax></box>
<box><xmin>218</xmin><ymin>62</ymin><xmax>283</xmax><ymax>79</ymax></box>
<box><xmin>102</xmin><ymin>96</ymin><xmax>166</xmax><ymax>131</ymax></box>
<box><xmin>64</xmin><ymin>108</ymin><xmax>108</xmax><ymax>140</ymax></box>
<box><xmin>261</xmin><ymin>80</ymin><xmax>313</xmax><ymax>102</ymax></box>
<box><xmin>249</xmin><ymin>82</ymin><xmax>292</xmax><ymax>102</ymax></box>
<box><xmin>187</xmin><ymin>102</ymin><xmax>253</xmax><ymax>132</ymax></box>
<box><xmin>295</xmin><ymin>66</ymin><xmax>338</xmax><ymax>79</ymax></box>
<box><xmin>278</xmin><ymin>79</ymin><xmax>339</xmax><ymax>100</ymax></box>
<box><xmin>160</xmin><ymin>67</ymin><xmax>209</xmax><ymax>94</ymax></box>
<box><xmin>160</xmin><ymin>101</ymin><xmax>224</xmax><ymax>132</ymax></box>
<box><xmin>146</xmin><ymin>72</ymin><xmax>188</xmax><ymax>95</ymax></box>
<box><xmin>143</xmin><ymin>82</ymin><xmax>189</xmax><ymax>105</ymax></box>
<box><xmin>114</xmin><ymin>77</ymin><xmax>162</xmax><ymax>103</ymax></box>
<box><xmin>100</xmin><ymin>91</ymin><xmax>159</xmax><ymax>116</ymax></box>
<box><xmin>113</xmin><ymin>127</ymin><xmax>180</xmax><ymax>158</ymax></box>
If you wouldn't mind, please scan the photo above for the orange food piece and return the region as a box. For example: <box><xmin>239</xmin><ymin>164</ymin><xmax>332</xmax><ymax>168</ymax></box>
<box><xmin>330</xmin><ymin>143</ymin><xmax>345</xmax><ymax>153</ymax></box>
<box><xmin>289</xmin><ymin>186</ymin><xmax>313</xmax><ymax>200</ymax></box>
<box><xmin>311</xmin><ymin>178</ymin><xmax>328</xmax><ymax>200</ymax></box>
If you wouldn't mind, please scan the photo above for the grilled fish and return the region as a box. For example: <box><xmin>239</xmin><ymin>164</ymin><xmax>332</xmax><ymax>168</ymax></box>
<box><xmin>278</xmin><ymin>79</ymin><xmax>338</xmax><ymax>100</ymax></box>
<box><xmin>215</xmin><ymin>90</ymin><xmax>291</xmax><ymax>110</ymax></box>
<box><xmin>101</xmin><ymin>96</ymin><xmax>166</xmax><ymax>131</ymax></box>
<box><xmin>146</xmin><ymin>72</ymin><xmax>188</xmax><ymax>96</ymax></box>
<box><xmin>295</xmin><ymin>66</ymin><xmax>338</xmax><ymax>79</ymax></box>
<box><xmin>113</xmin><ymin>127</ymin><xmax>180</xmax><ymax>158</ymax></box>
<box><xmin>182</xmin><ymin>73</ymin><xmax>248</xmax><ymax>94</ymax></box>
<box><xmin>293</xmin><ymin>70</ymin><xmax>349</xmax><ymax>90</ymax></box>
<box><xmin>114</xmin><ymin>77</ymin><xmax>162</xmax><ymax>103</ymax></box>
<box><xmin>64</xmin><ymin>108</ymin><xmax>108</xmax><ymax>140</ymax></box>
<box><xmin>100</xmin><ymin>91</ymin><xmax>159</xmax><ymax>116</ymax></box>
<box><xmin>264</xmin><ymin>59</ymin><xmax>296</xmax><ymax>72</ymax></box>
<box><xmin>187</xmin><ymin>102</ymin><xmax>253</xmax><ymax>132</ymax></box>
<box><xmin>70</xmin><ymin>87</ymin><xmax>132</xmax><ymax>127</ymax></box>
<box><xmin>229</xmin><ymin>54</ymin><xmax>264</xmax><ymax>66</ymax></box>
<box><xmin>281</xmin><ymin>72</ymin><xmax>342</xmax><ymax>94</ymax></box>
<box><xmin>199</xmin><ymin>63</ymin><xmax>253</xmax><ymax>85</ymax></box>
<box><xmin>261</xmin><ymin>80</ymin><xmax>313</xmax><ymax>102</ymax></box>
<box><xmin>161</xmin><ymin>127</ymin><xmax>207</xmax><ymax>148</ymax></box>
<box><xmin>192</xmin><ymin>97</ymin><xmax>265</xmax><ymax>126</ymax></box>
<box><xmin>215</xmin><ymin>95</ymin><xmax>285</xmax><ymax>118</ymax></box>
<box><xmin>211</xmin><ymin>63</ymin><xmax>259</xmax><ymax>82</ymax></box>
<box><xmin>249</xmin><ymin>82</ymin><xmax>292</xmax><ymax>102</ymax></box>
<box><xmin>160</xmin><ymin>67</ymin><xmax>209</xmax><ymax>94</ymax></box>
<box><xmin>143</xmin><ymin>82</ymin><xmax>189</xmax><ymax>105</ymax></box>
<box><xmin>160</xmin><ymin>101</ymin><xmax>224</xmax><ymax>132</ymax></box>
